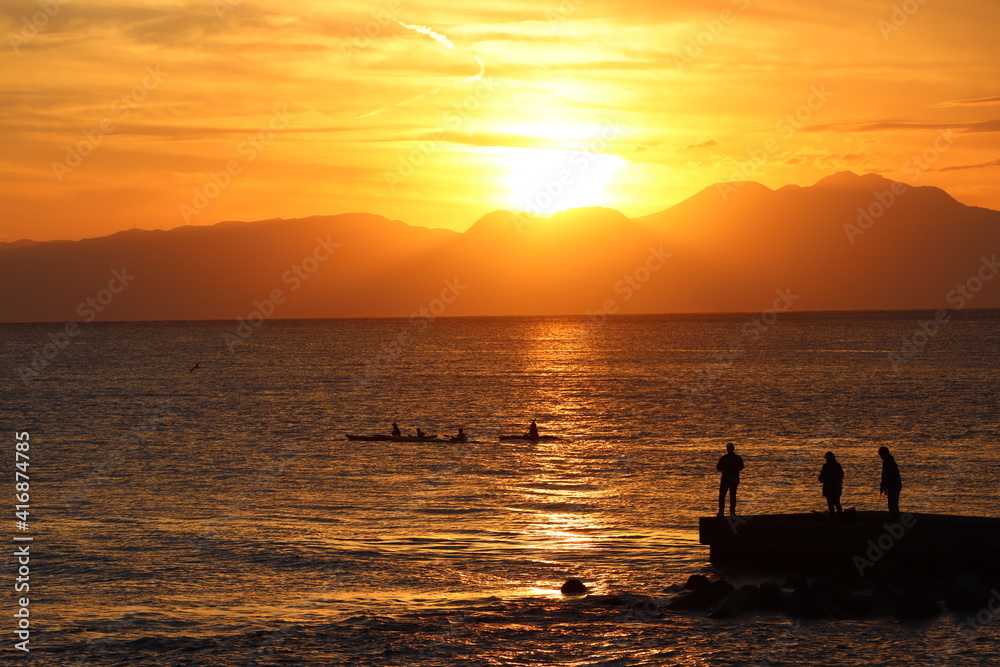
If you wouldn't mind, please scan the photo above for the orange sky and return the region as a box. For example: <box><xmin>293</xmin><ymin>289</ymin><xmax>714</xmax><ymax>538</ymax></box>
<box><xmin>2</xmin><ymin>0</ymin><xmax>999</xmax><ymax>242</ymax></box>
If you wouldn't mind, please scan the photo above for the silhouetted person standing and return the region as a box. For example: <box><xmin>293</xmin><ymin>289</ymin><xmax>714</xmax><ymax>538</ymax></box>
<box><xmin>818</xmin><ymin>451</ymin><xmax>844</xmax><ymax>517</ymax></box>
<box><xmin>878</xmin><ymin>446</ymin><xmax>902</xmax><ymax>520</ymax></box>
<box><xmin>717</xmin><ymin>442</ymin><xmax>744</xmax><ymax>517</ymax></box>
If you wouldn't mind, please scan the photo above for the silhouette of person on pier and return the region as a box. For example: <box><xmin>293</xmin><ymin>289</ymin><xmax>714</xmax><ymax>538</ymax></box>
<box><xmin>818</xmin><ymin>451</ymin><xmax>844</xmax><ymax>517</ymax></box>
<box><xmin>878</xmin><ymin>446</ymin><xmax>902</xmax><ymax>520</ymax></box>
<box><xmin>717</xmin><ymin>442</ymin><xmax>744</xmax><ymax>516</ymax></box>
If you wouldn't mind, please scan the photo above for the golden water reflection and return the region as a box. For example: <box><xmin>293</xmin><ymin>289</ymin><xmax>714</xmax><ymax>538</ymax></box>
<box><xmin>517</xmin><ymin>317</ymin><xmax>607</xmax><ymax>437</ymax></box>
<box><xmin>520</xmin><ymin>317</ymin><xmax>601</xmax><ymax>382</ymax></box>
<box><xmin>507</xmin><ymin>440</ymin><xmax>615</xmax><ymax>599</ymax></box>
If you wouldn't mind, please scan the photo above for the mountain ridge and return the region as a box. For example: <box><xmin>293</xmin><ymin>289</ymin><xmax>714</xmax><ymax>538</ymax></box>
<box><xmin>2</xmin><ymin>172</ymin><xmax>999</xmax><ymax>323</ymax></box>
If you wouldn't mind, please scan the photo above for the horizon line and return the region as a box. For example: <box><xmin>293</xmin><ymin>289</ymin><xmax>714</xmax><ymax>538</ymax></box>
<box><xmin>4</xmin><ymin>307</ymin><xmax>1000</xmax><ymax>327</ymax></box>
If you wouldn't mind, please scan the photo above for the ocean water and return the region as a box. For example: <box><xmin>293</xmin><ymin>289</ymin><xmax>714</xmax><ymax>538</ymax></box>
<box><xmin>2</xmin><ymin>312</ymin><xmax>1000</xmax><ymax>666</ymax></box>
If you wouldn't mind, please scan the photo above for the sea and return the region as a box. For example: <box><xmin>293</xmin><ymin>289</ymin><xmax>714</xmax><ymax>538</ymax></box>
<box><xmin>2</xmin><ymin>311</ymin><xmax>999</xmax><ymax>666</ymax></box>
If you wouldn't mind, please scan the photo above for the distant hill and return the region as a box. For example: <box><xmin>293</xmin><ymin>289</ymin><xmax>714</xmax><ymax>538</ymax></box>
<box><xmin>2</xmin><ymin>172</ymin><xmax>999</xmax><ymax>322</ymax></box>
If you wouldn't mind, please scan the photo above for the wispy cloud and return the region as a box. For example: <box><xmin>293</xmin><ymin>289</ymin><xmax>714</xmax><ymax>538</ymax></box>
<box><xmin>355</xmin><ymin>19</ymin><xmax>485</xmax><ymax>120</ymax></box>
<box><xmin>392</xmin><ymin>19</ymin><xmax>455</xmax><ymax>49</ymax></box>
<box><xmin>804</xmin><ymin>119</ymin><xmax>1000</xmax><ymax>134</ymax></box>
<box><xmin>939</xmin><ymin>158</ymin><xmax>1000</xmax><ymax>172</ymax></box>
<box><xmin>685</xmin><ymin>139</ymin><xmax>717</xmax><ymax>150</ymax></box>
<box><xmin>935</xmin><ymin>95</ymin><xmax>1000</xmax><ymax>108</ymax></box>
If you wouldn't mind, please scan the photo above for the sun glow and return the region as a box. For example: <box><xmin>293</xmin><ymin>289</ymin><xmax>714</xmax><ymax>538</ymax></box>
<box><xmin>500</xmin><ymin>147</ymin><xmax>628</xmax><ymax>215</ymax></box>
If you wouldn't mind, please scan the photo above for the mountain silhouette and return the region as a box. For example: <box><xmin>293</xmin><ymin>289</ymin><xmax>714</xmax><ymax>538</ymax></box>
<box><xmin>2</xmin><ymin>172</ymin><xmax>998</xmax><ymax>322</ymax></box>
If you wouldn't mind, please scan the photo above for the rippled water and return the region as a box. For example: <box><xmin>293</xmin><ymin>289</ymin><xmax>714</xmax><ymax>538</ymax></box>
<box><xmin>2</xmin><ymin>312</ymin><xmax>999</xmax><ymax>665</ymax></box>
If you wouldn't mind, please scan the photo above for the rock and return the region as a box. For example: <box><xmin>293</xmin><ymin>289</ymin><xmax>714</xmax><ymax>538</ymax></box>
<box><xmin>684</xmin><ymin>574</ymin><xmax>710</xmax><ymax>590</ymax></box>
<box><xmin>561</xmin><ymin>578</ymin><xmax>588</xmax><ymax>595</ymax></box>
<box><xmin>708</xmin><ymin>585</ymin><xmax>758</xmax><ymax>619</ymax></box>
<box><xmin>871</xmin><ymin>585</ymin><xmax>897</xmax><ymax>617</ymax></box>
<box><xmin>924</xmin><ymin>577</ymin><xmax>950</xmax><ymax>601</ymax></box>
<box><xmin>946</xmin><ymin>572</ymin><xmax>990</xmax><ymax>612</ymax></box>
<box><xmin>588</xmin><ymin>594</ymin><xmax>625</xmax><ymax>606</ymax></box>
<box><xmin>895</xmin><ymin>586</ymin><xmax>940</xmax><ymax>620</ymax></box>
<box><xmin>631</xmin><ymin>599</ymin><xmax>662</xmax><ymax>619</ymax></box>
<box><xmin>754</xmin><ymin>582</ymin><xmax>786</xmax><ymax>611</ymax></box>
<box><xmin>788</xmin><ymin>585</ymin><xmax>827</xmax><ymax>619</ymax></box>
<box><xmin>740</xmin><ymin>584</ymin><xmax>759</xmax><ymax>597</ymax></box>
<box><xmin>815</xmin><ymin>572</ymin><xmax>864</xmax><ymax>594</ymax></box>
<box><xmin>667</xmin><ymin>579</ymin><xmax>734</xmax><ymax>611</ymax></box>
<box><xmin>826</xmin><ymin>590</ymin><xmax>874</xmax><ymax>618</ymax></box>
<box><xmin>813</xmin><ymin>577</ymin><xmax>837</xmax><ymax>594</ymax></box>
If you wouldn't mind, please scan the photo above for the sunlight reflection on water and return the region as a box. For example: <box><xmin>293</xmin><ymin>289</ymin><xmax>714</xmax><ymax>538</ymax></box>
<box><xmin>3</xmin><ymin>313</ymin><xmax>999</xmax><ymax>665</ymax></box>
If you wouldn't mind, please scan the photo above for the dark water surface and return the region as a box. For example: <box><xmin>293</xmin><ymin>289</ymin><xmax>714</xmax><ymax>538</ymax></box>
<box><xmin>2</xmin><ymin>312</ymin><xmax>999</xmax><ymax>665</ymax></box>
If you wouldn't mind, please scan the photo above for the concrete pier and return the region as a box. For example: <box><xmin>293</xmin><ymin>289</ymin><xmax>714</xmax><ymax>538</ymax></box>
<box><xmin>699</xmin><ymin>512</ymin><xmax>1000</xmax><ymax>576</ymax></box>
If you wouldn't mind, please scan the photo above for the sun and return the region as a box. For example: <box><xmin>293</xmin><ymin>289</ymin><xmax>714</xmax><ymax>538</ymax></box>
<box><xmin>495</xmin><ymin>123</ymin><xmax>628</xmax><ymax>215</ymax></box>
<box><xmin>500</xmin><ymin>147</ymin><xmax>628</xmax><ymax>215</ymax></box>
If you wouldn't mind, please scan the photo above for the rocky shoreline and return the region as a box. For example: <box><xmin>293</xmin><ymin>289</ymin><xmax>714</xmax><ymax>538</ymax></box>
<box><xmin>561</xmin><ymin>568</ymin><xmax>1000</xmax><ymax>626</ymax></box>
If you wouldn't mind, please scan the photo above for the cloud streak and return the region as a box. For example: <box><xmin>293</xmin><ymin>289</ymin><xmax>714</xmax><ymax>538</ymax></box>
<box><xmin>356</xmin><ymin>19</ymin><xmax>485</xmax><ymax>120</ymax></box>
<box><xmin>804</xmin><ymin>119</ymin><xmax>1000</xmax><ymax>134</ymax></box>
<box><xmin>392</xmin><ymin>19</ymin><xmax>455</xmax><ymax>49</ymax></box>
<box><xmin>935</xmin><ymin>95</ymin><xmax>1000</xmax><ymax>108</ymax></box>
<box><xmin>939</xmin><ymin>158</ymin><xmax>1000</xmax><ymax>173</ymax></box>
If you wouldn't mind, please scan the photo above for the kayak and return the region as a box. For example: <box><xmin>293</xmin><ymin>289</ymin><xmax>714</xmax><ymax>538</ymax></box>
<box><xmin>498</xmin><ymin>435</ymin><xmax>563</xmax><ymax>441</ymax></box>
<box><xmin>345</xmin><ymin>434</ymin><xmax>441</xmax><ymax>443</ymax></box>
